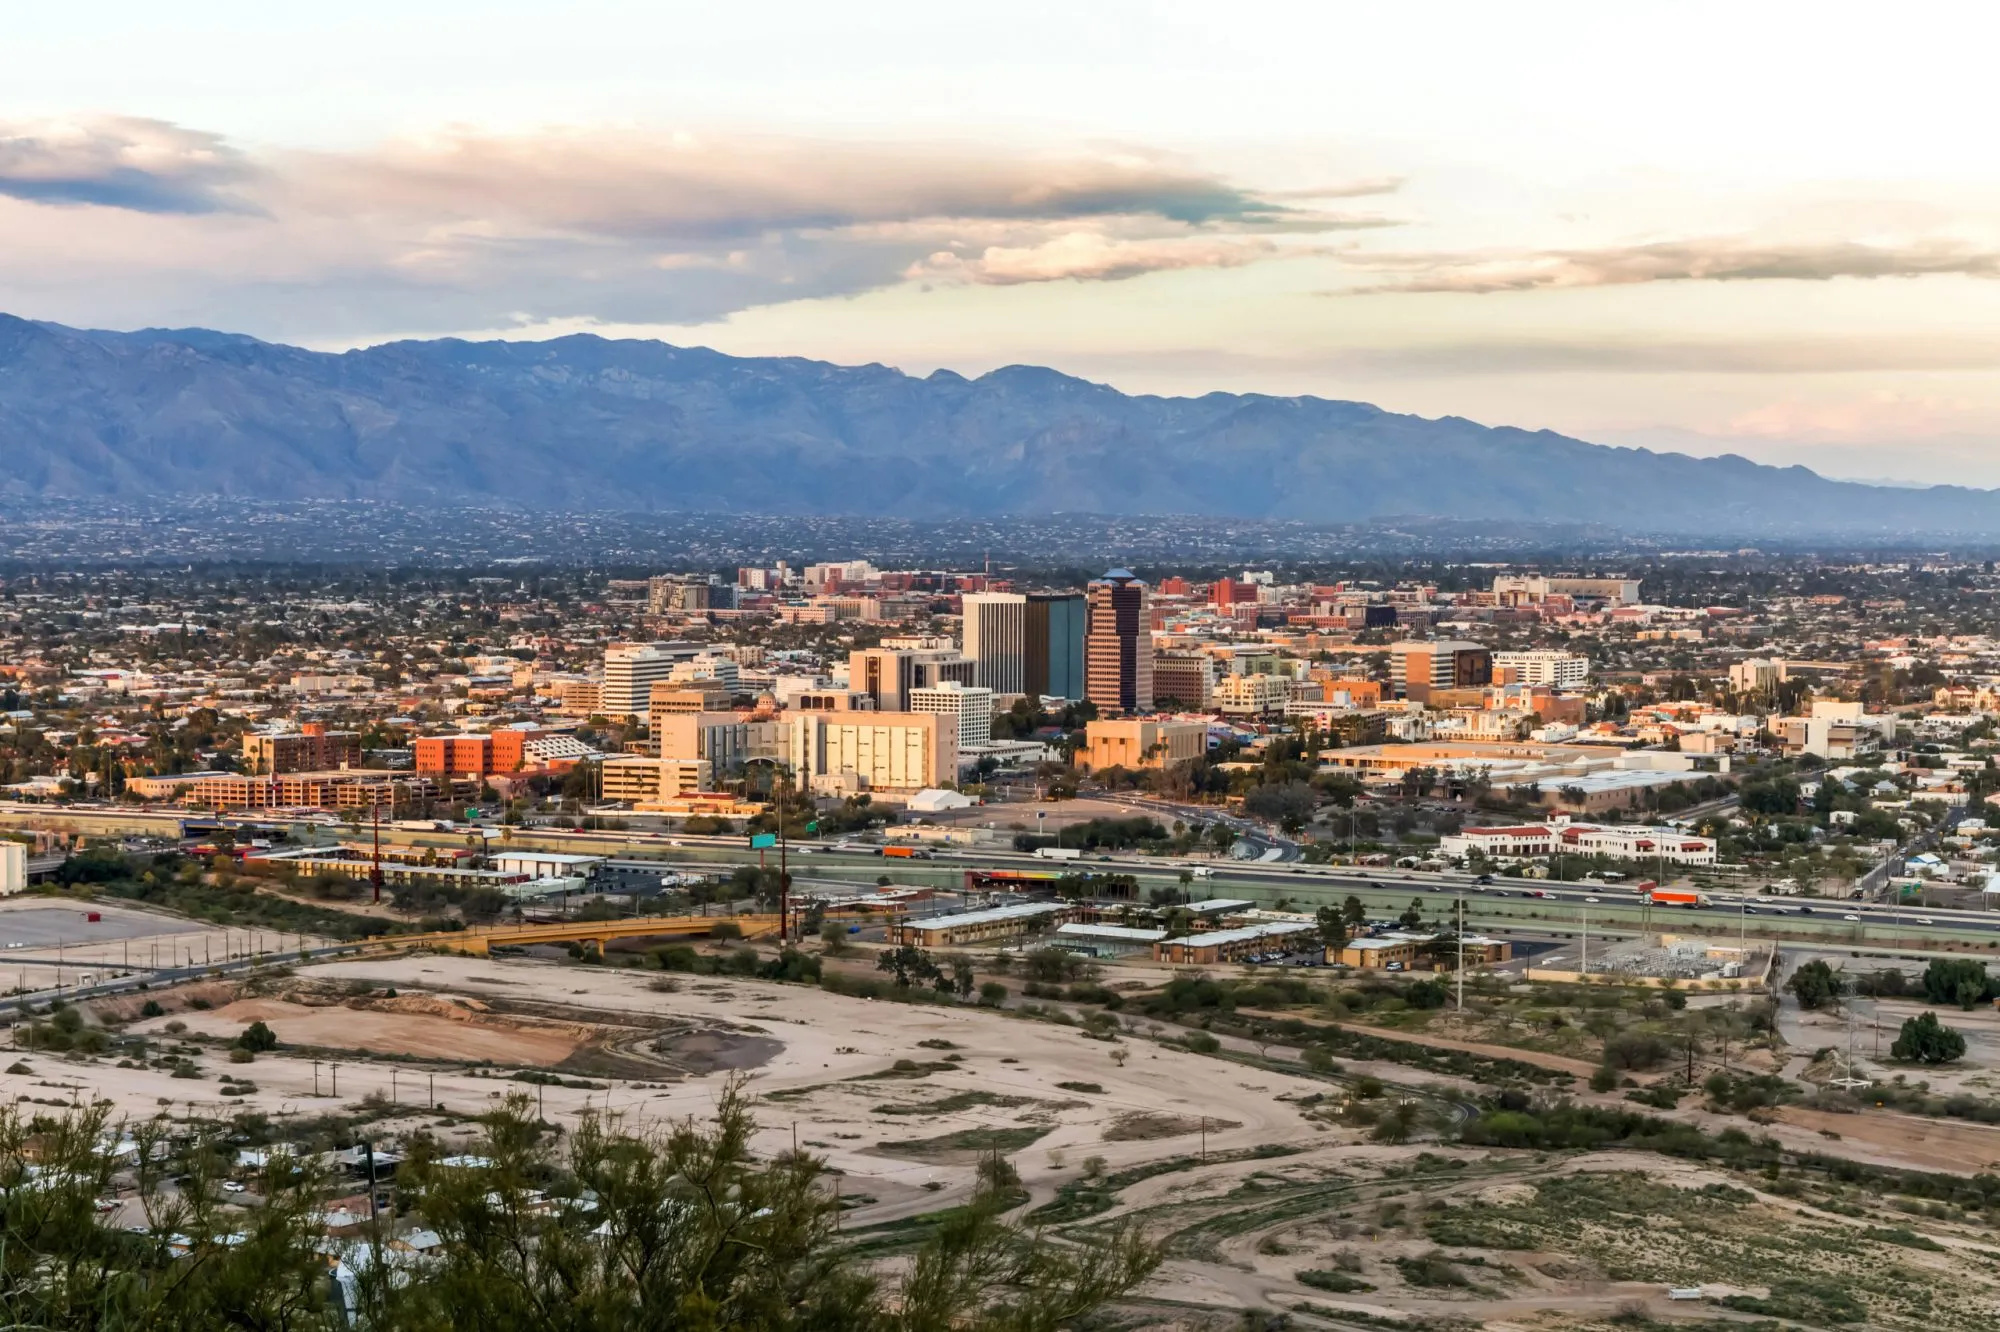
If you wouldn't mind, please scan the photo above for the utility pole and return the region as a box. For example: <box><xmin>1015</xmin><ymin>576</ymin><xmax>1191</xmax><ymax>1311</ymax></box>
<box><xmin>1456</xmin><ymin>896</ymin><xmax>1465</xmax><ymax>1011</ymax></box>
<box><xmin>370</xmin><ymin>801</ymin><xmax>384</xmax><ymax>905</ymax></box>
<box><xmin>777</xmin><ymin>765</ymin><xmax>790</xmax><ymax>944</ymax></box>
<box><xmin>1580</xmin><ymin>905</ymin><xmax>1588</xmax><ymax>977</ymax></box>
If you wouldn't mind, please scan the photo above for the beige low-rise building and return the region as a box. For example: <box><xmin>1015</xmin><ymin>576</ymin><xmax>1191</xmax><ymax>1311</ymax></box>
<box><xmin>787</xmin><ymin>709</ymin><xmax>958</xmax><ymax>796</ymax></box>
<box><xmin>1076</xmin><ymin>718</ymin><xmax>1207</xmax><ymax>772</ymax></box>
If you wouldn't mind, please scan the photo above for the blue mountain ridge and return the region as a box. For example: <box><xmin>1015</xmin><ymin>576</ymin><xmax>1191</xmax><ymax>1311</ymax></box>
<box><xmin>0</xmin><ymin>313</ymin><xmax>1990</xmax><ymax>534</ymax></box>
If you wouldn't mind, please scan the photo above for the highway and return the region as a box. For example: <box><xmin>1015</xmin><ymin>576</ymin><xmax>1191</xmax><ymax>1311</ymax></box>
<box><xmin>427</xmin><ymin>824</ymin><xmax>2000</xmax><ymax>949</ymax></box>
<box><xmin>7</xmin><ymin>801</ymin><xmax>2000</xmax><ymax>973</ymax></box>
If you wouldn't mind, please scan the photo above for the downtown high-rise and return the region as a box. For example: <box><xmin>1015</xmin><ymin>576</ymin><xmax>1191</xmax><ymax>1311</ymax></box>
<box><xmin>1084</xmin><ymin>570</ymin><xmax>1152</xmax><ymax>713</ymax></box>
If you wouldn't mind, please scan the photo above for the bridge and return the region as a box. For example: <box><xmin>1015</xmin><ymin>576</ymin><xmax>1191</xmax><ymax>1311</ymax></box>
<box><xmin>363</xmin><ymin>913</ymin><xmax>783</xmax><ymax>956</ymax></box>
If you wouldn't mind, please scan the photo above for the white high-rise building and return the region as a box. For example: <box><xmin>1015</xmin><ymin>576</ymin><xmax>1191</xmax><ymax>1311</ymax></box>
<box><xmin>602</xmin><ymin>644</ymin><xmax>679</xmax><ymax>720</ymax></box>
<box><xmin>1492</xmin><ymin>650</ymin><xmax>1590</xmax><ymax>689</ymax></box>
<box><xmin>960</xmin><ymin>592</ymin><xmax>1027</xmax><ymax>695</ymax></box>
<box><xmin>910</xmin><ymin>680</ymin><xmax>995</xmax><ymax>748</ymax></box>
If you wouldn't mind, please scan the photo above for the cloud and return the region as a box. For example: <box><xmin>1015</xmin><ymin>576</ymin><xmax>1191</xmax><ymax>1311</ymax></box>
<box><xmin>1341</xmin><ymin>236</ymin><xmax>2000</xmax><ymax>294</ymax></box>
<box><xmin>0</xmin><ymin>118</ymin><xmax>1405</xmax><ymax>335</ymax></box>
<box><xmin>904</xmin><ymin>228</ymin><xmax>1386</xmax><ymax>286</ymax></box>
<box><xmin>0</xmin><ymin>117</ymin><xmax>258</xmax><ymax>214</ymax></box>
<box><xmin>285</xmin><ymin>130</ymin><xmax>1399</xmax><ymax>241</ymax></box>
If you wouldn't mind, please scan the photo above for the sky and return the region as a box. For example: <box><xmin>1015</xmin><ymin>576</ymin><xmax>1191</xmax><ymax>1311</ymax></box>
<box><xmin>6</xmin><ymin>2</ymin><xmax>2000</xmax><ymax>484</ymax></box>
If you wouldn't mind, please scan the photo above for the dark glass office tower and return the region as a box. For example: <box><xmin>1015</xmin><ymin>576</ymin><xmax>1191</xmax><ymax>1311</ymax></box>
<box><xmin>1025</xmin><ymin>592</ymin><xmax>1086</xmax><ymax>700</ymax></box>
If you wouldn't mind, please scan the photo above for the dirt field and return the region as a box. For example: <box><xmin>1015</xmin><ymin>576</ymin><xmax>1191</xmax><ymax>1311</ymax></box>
<box><xmin>17</xmin><ymin>934</ymin><xmax>2000</xmax><ymax>1328</ymax></box>
<box><xmin>23</xmin><ymin>952</ymin><xmax>1339</xmax><ymax>1229</ymax></box>
<box><xmin>145</xmin><ymin>996</ymin><xmax>588</xmax><ymax>1065</ymax></box>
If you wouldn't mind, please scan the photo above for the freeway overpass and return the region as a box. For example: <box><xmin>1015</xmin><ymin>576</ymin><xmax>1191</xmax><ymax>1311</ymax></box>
<box><xmin>368</xmin><ymin>913</ymin><xmax>781</xmax><ymax>956</ymax></box>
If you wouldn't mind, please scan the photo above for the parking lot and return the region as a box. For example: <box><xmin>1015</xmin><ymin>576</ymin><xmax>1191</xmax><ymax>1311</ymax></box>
<box><xmin>0</xmin><ymin>905</ymin><xmax>187</xmax><ymax>948</ymax></box>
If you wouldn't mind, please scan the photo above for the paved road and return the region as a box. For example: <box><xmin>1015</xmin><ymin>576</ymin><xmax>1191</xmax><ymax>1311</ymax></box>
<box><xmin>602</xmin><ymin>835</ymin><xmax>2000</xmax><ymax>949</ymax></box>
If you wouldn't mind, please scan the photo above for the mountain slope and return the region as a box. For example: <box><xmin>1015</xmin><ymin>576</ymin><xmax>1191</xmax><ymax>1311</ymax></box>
<box><xmin>0</xmin><ymin>313</ymin><xmax>1990</xmax><ymax>534</ymax></box>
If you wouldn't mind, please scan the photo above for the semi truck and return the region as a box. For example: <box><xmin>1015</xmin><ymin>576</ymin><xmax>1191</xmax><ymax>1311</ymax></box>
<box><xmin>1648</xmin><ymin>887</ymin><xmax>1710</xmax><ymax>908</ymax></box>
<box><xmin>1035</xmin><ymin>846</ymin><xmax>1082</xmax><ymax>862</ymax></box>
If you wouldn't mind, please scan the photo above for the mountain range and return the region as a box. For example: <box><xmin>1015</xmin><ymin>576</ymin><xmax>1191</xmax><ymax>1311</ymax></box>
<box><xmin>0</xmin><ymin>313</ymin><xmax>1992</xmax><ymax>535</ymax></box>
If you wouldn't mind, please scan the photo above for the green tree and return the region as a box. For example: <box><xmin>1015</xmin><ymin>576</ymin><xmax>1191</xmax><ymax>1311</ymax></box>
<box><xmin>372</xmin><ymin>1079</ymin><xmax>1157</xmax><ymax>1329</ymax></box>
<box><xmin>0</xmin><ymin>1079</ymin><xmax>1166</xmax><ymax>1332</ymax></box>
<box><xmin>878</xmin><ymin>945</ymin><xmax>941</xmax><ymax>990</ymax></box>
<box><xmin>1920</xmin><ymin>957</ymin><xmax>1991</xmax><ymax>1010</ymax></box>
<box><xmin>1371</xmin><ymin>1099</ymin><xmax>1424</xmax><ymax>1144</ymax></box>
<box><xmin>1397</xmin><ymin>897</ymin><xmax>1425</xmax><ymax>931</ymax></box>
<box><xmin>1785</xmin><ymin>959</ymin><xmax>1844</xmax><ymax>1011</ymax></box>
<box><xmin>1891</xmin><ymin>1010</ymin><xmax>1967</xmax><ymax>1065</ymax></box>
<box><xmin>1342</xmin><ymin>894</ymin><xmax>1367</xmax><ymax>928</ymax></box>
<box><xmin>235</xmin><ymin>1019</ymin><xmax>278</xmax><ymax>1053</ymax></box>
<box><xmin>1315</xmin><ymin>905</ymin><xmax>1351</xmax><ymax>956</ymax></box>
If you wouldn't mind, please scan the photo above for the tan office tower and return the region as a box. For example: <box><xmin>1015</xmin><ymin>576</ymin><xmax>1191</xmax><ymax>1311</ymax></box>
<box><xmin>1085</xmin><ymin>569</ymin><xmax>1153</xmax><ymax>713</ymax></box>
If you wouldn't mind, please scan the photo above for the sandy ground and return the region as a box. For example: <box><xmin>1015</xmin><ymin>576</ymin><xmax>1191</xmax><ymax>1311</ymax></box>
<box><xmin>9</xmin><ymin>952</ymin><xmax>1340</xmax><ymax>1228</ymax></box>
<box><xmin>144</xmin><ymin>996</ymin><xmax>588</xmax><ymax>1065</ymax></box>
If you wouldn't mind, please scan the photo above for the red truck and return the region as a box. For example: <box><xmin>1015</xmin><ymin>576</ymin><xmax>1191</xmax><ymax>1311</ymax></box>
<box><xmin>1648</xmin><ymin>887</ymin><xmax>1709</xmax><ymax>908</ymax></box>
<box><xmin>880</xmin><ymin>846</ymin><xmax>927</xmax><ymax>859</ymax></box>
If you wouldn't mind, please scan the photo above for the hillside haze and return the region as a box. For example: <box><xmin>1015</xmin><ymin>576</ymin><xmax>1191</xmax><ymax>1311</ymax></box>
<box><xmin>0</xmin><ymin>313</ymin><xmax>1991</xmax><ymax>535</ymax></box>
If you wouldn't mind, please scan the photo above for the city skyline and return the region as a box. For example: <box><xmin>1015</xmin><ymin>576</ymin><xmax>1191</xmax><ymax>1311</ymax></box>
<box><xmin>7</xmin><ymin>4</ymin><xmax>2000</xmax><ymax>484</ymax></box>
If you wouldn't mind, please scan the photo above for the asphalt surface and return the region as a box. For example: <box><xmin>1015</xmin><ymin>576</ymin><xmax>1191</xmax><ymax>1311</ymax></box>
<box><xmin>463</xmin><ymin>826</ymin><xmax>2000</xmax><ymax>945</ymax></box>
<box><xmin>0</xmin><ymin>906</ymin><xmax>189</xmax><ymax>947</ymax></box>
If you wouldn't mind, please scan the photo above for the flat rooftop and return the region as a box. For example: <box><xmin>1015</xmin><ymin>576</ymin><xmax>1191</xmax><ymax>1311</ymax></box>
<box><xmin>899</xmin><ymin>902</ymin><xmax>1065</xmax><ymax>932</ymax></box>
<box><xmin>1176</xmin><ymin>920</ymin><xmax>1315</xmax><ymax>948</ymax></box>
<box><xmin>1055</xmin><ymin>923</ymin><xmax>1168</xmax><ymax>942</ymax></box>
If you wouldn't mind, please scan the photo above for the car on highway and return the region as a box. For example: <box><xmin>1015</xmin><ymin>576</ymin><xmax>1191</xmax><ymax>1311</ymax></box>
<box><xmin>1917</xmin><ymin>916</ymin><xmax>1935</xmax><ymax>925</ymax></box>
<box><xmin>1474</xmin><ymin>874</ymin><xmax>1494</xmax><ymax>885</ymax></box>
<box><xmin>1842</xmin><ymin>913</ymin><xmax>1861</xmax><ymax>922</ymax></box>
<box><xmin>1584</xmin><ymin>896</ymin><xmax>1600</xmax><ymax>903</ymax></box>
